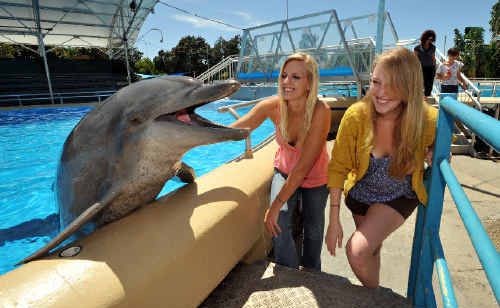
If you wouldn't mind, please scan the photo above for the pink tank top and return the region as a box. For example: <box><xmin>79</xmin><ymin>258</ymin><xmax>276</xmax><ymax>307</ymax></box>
<box><xmin>272</xmin><ymin>104</ymin><xmax>329</xmax><ymax>188</ymax></box>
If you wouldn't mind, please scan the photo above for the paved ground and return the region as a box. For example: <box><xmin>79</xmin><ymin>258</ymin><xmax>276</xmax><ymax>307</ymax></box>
<box><xmin>205</xmin><ymin>155</ymin><xmax>499</xmax><ymax>307</ymax></box>
<box><xmin>202</xmin><ymin>261</ymin><xmax>411</xmax><ymax>308</ymax></box>
<box><xmin>321</xmin><ymin>154</ymin><xmax>500</xmax><ymax>307</ymax></box>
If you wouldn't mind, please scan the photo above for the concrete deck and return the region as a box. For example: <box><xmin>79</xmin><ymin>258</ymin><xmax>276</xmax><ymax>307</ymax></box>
<box><xmin>321</xmin><ymin>154</ymin><xmax>499</xmax><ymax>307</ymax></box>
<box><xmin>204</xmin><ymin>154</ymin><xmax>499</xmax><ymax>307</ymax></box>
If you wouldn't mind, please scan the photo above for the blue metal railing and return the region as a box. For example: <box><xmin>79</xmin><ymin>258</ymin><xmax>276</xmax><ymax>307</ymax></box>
<box><xmin>407</xmin><ymin>96</ymin><xmax>500</xmax><ymax>307</ymax></box>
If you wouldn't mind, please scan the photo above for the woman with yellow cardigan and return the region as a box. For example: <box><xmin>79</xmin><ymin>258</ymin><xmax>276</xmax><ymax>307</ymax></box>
<box><xmin>325</xmin><ymin>48</ymin><xmax>437</xmax><ymax>288</ymax></box>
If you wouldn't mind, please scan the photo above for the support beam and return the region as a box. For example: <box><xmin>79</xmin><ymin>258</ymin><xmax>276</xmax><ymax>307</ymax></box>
<box><xmin>385</xmin><ymin>12</ymin><xmax>399</xmax><ymax>42</ymax></box>
<box><xmin>120</xmin><ymin>7</ymin><xmax>132</xmax><ymax>85</ymax></box>
<box><xmin>375</xmin><ymin>0</ymin><xmax>386</xmax><ymax>54</ymax></box>
<box><xmin>333</xmin><ymin>10</ymin><xmax>360</xmax><ymax>82</ymax></box>
<box><xmin>32</xmin><ymin>0</ymin><xmax>54</xmax><ymax>104</ymax></box>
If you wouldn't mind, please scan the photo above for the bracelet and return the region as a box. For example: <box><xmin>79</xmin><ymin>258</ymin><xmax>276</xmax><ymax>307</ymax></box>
<box><xmin>330</xmin><ymin>203</ymin><xmax>340</xmax><ymax>207</ymax></box>
<box><xmin>275</xmin><ymin>196</ymin><xmax>285</xmax><ymax>204</ymax></box>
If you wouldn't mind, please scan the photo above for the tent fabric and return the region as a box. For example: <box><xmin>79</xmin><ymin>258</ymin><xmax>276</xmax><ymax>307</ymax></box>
<box><xmin>0</xmin><ymin>0</ymin><xmax>158</xmax><ymax>54</ymax></box>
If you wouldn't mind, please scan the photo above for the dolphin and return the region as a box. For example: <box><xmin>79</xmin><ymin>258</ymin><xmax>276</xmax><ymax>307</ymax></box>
<box><xmin>19</xmin><ymin>76</ymin><xmax>248</xmax><ymax>264</ymax></box>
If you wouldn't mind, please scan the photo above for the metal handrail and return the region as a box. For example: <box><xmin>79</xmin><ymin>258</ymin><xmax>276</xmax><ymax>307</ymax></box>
<box><xmin>469</xmin><ymin>79</ymin><xmax>500</xmax><ymax>97</ymax></box>
<box><xmin>0</xmin><ymin>90</ymin><xmax>116</xmax><ymax>105</ymax></box>
<box><xmin>217</xmin><ymin>96</ymin><xmax>273</xmax><ymax>158</ymax></box>
<box><xmin>408</xmin><ymin>96</ymin><xmax>500</xmax><ymax>307</ymax></box>
<box><xmin>197</xmin><ymin>55</ymin><xmax>239</xmax><ymax>83</ymax></box>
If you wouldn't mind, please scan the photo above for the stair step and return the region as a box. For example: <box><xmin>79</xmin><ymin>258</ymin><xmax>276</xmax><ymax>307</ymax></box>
<box><xmin>451</xmin><ymin>144</ymin><xmax>473</xmax><ymax>155</ymax></box>
<box><xmin>454</xmin><ymin>133</ymin><xmax>471</xmax><ymax>145</ymax></box>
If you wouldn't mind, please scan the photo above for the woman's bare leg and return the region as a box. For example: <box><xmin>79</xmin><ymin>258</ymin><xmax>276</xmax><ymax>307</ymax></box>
<box><xmin>346</xmin><ymin>204</ymin><xmax>405</xmax><ymax>288</ymax></box>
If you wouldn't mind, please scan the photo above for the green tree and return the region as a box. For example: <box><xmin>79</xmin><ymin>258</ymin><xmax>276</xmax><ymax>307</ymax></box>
<box><xmin>454</xmin><ymin>27</ymin><xmax>484</xmax><ymax>77</ymax></box>
<box><xmin>490</xmin><ymin>1</ymin><xmax>499</xmax><ymax>38</ymax></box>
<box><xmin>489</xmin><ymin>1</ymin><xmax>500</xmax><ymax>77</ymax></box>
<box><xmin>153</xmin><ymin>49</ymin><xmax>169</xmax><ymax>73</ymax></box>
<box><xmin>134</xmin><ymin>57</ymin><xmax>156</xmax><ymax>75</ymax></box>
<box><xmin>452</xmin><ymin>2</ymin><xmax>500</xmax><ymax>78</ymax></box>
<box><xmin>49</xmin><ymin>46</ymin><xmax>109</xmax><ymax>60</ymax></box>
<box><xmin>167</xmin><ymin>35</ymin><xmax>211</xmax><ymax>76</ymax></box>
<box><xmin>211</xmin><ymin>35</ymin><xmax>240</xmax><ymax>66</ymax></box>
<box><xmin>453</xmin><ymin>29</ymin><xmax>465</xmax><ymax>51</ymax></box>
<box><xmin>0</xmin><ymin>43</ymin><xmax>39</xmax><ymax>59</ymax></box>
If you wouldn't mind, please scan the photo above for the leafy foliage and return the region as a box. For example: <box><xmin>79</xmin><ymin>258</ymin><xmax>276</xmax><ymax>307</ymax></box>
<box><xmin>451</xmin><ymin>2</ymin><xmax>499</xmax><ymax>78</ymax></box>
<box><xmin>490</xmin><ymin>1</ymin><xmax>499</xmax><ymax>37</ymax></box>
<box><xmin>146</xmin><ymin>35</ymin><xmax>240</xmax><ymax>77</ymax></box>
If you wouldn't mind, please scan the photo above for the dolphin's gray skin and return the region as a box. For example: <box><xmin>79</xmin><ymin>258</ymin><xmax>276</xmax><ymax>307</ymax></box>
<box><xmin>19</xmin><ymin>76</ymin><xmax>248</xmax><ymax>264</ymax></box>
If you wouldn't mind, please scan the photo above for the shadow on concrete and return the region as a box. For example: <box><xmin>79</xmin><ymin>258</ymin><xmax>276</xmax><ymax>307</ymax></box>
<box><xmin>461</xmin><ymin>184</ymin><xmax>500</xmax><ymax>198</ymax></box>
<box><xmin>201</xmin><ymin>260</ymin><xmax>411</xmax><ymax>308</ymax></box>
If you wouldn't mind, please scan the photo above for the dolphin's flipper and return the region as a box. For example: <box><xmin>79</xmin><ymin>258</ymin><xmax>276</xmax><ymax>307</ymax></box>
<box><xmin>18</xmin><ymin>192</ymin><xmax>118</xmax><ymax>264</ymax></box>
<box><xmin>176</xmin><ymin>162</ymin><xmax>196</xmax><ymax>184</ymax></box>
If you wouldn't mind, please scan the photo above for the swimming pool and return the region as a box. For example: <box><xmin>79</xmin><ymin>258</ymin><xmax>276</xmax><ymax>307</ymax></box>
<box><xmin>0</xmin><ymin>100</ymin><xmax>274</xmax><ymax>275</ymax></box>
<box><xmin>476</xmin><ymin>84</ymin><xmax>499</xmax><ymax>97</ymax></box>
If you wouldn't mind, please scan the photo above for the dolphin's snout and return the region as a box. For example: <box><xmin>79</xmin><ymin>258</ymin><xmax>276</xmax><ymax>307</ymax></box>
<box><xmin>192</xmin><ymin>80</ymin><xmax>241</xmax><ymax>104</ymax></box>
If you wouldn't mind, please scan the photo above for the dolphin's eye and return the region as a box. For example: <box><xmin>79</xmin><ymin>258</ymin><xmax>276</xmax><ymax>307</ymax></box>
<box><xmin>130</xmin><ymin>117</ymin><xmax>142</xmax><ymax>125</ymax></box>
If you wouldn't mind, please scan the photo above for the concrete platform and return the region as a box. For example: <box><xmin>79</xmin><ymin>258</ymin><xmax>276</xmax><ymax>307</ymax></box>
<box><xmin>202</xmin><ymin>261</ymin><xmax>411</xmax><ymax>308</ymax></box>
<box><xmin>321</xmin><ymin>154</ymin><xmax>499</xmax><ymax>307</ymax></box>
<box><xmin>204</xmin><ymin>154</ymin><xmax>499</xmax><ymax>307</ymax></box>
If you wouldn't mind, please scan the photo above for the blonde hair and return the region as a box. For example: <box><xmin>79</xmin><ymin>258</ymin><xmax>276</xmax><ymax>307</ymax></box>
<box><xmin>277</xmin><ymin>52</ymin><xmax>319</xmax><ymax>142</ymax></box>
<box><xmin>362</xmin><ymin>47</ymin><xmax>427</xmax><ymax>178</ymax></box>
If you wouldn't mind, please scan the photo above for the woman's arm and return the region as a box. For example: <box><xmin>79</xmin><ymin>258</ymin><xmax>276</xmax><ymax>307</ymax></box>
<box><xmin>230</xmin><ymin>96</ymin><xmax>278</xmax><ymax>131</ymax></box>
<box><xmin>324</xmin><ymin>106</ymin><xmax>359</xmax><ymax>255</ymax></box>
<box><xmin>326</xmin><ymin>187</ymin><xmax>343</xmax><ymax>256</ymax></box>
<box><xmin>265</xmin><ymin>101</ymin><xmax>330</xmax><ymax>237</ymax></box>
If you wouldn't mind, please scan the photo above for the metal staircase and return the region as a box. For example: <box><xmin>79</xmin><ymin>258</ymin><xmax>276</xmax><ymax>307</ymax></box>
<box><xmin>197</xmin><ymin>55</ymin><xmax>239</xmax><ymax>83</ymax></box>
<box><xmin>433</xmin><ymin>48</ymin><xmax>483</xmax><ymax>156</ymax></box>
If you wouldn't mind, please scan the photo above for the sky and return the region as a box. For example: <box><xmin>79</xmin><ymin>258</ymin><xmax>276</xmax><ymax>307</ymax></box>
<box><xmin>134</xmin><ymin>0</ymin><xmax>497</xmax><ymax>60</ymax></box>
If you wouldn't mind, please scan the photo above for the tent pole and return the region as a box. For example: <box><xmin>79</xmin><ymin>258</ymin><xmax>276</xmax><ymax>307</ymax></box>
<box><xmin>120</xmin><ymin>7</ymin><xmax>132</xmax><ymax>85</ymax></box>
<box><xmin>375</xmin><ymin>0</ymin><xmax>386</xmax><ymax>55</ymax></box>
<box><xmin>32</xmin><ymin>0</ymin><xmax>55</xmax><ymax>103</ymax></box>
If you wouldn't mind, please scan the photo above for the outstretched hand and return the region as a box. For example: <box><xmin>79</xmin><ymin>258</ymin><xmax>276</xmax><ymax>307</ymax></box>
<box><xmin>325</xmin><ymin>222</ymin><xmax>343</xmax><ymax>256</ymax></box>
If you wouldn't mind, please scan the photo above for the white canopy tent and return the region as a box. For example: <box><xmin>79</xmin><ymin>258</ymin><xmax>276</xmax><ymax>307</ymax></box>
<box><xmin>0</xmin><ymin>0</ymin><xmax>158</xmax><ymax>102</ymax></box>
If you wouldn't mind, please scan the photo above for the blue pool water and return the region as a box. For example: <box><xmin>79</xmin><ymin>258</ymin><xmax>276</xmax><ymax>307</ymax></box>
<box><xmin>476</xmin><ymin>84</ymin><xmax>499</xmax><ymax>97</ymax></box>
<box><xmin>0</xmin><ymin>100</ymin><xmax>274</xmax><ymax>275</ymax></box>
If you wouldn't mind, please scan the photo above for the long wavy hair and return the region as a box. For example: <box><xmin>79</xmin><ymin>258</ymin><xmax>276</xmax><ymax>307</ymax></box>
<box><xmin>277</xmin><ymin>52</ymin><xmax>319</xmax><ymax>142</ymax></box>
<box><xmin>362</xmin><ymin>47</ymin><xmax>428</xmax><ymax>178</ymax></box>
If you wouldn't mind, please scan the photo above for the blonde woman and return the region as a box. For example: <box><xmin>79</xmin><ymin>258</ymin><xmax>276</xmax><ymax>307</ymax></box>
<box><xmin>325</xmin><ymin>48</ymin><xmax>438</xmax><ymax>287</ymax></box>
<box><xmin>231</xmin><ymin>52</ymin><xmax>331</xmax><ymax>270</ymax></box>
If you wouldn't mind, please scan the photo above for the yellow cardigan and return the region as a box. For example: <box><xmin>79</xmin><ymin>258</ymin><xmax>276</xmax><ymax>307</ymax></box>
<box><xmin>327</xmin><ymin>101</ymin><xmax>438</xmax><ymax>205</ymax></box>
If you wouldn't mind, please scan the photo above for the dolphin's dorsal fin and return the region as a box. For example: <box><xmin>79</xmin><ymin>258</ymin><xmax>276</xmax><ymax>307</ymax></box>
<box><xmin>176</xmin><ymin>162</ymin><xmax>196</xmax><ymax>184</ymax></box>
<box><xmin>17</xmin><ymin>191</ymin><xmax>118</xmax><ymax>265</ymax></box>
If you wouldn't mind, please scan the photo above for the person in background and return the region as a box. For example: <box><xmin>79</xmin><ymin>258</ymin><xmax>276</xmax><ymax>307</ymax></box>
<box><xmin>325</xmin><ymin>48</ymin><xmax>438</xmax><ymax>288</ymax></box>
<box><xmin>436</xmin><ymin>47</ymin><xmax>467</xmax><ymax>98</ymax></box>
<box><xmin>230</xmin><ymin>52</ymin><xmax>331</xmax><ymax>271</ymax></box>
<box><xmin>414</xmin><ymin>30</ymin><xmax>437</xmax><ymax>98</ymax></box>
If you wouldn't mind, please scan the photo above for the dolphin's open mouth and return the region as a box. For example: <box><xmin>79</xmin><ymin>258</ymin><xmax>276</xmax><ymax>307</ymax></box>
<box><xmin>156</xmin><ymin>106</ymin><xmax>231</xmax><ymax>129</ymax></box>
<box><xmin>152</xmin><ymin>79</ymin><xmax>247</xmax><ymax>139</ymax></box>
